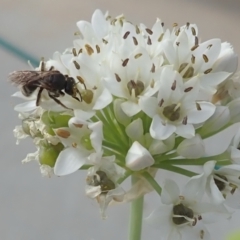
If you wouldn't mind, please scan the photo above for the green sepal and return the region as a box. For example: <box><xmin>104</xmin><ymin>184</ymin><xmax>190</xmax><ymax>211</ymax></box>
<box><xmin>41</xmin><ymin>111</ymin><xmax>71</xmax><ymax>129</ymax></box>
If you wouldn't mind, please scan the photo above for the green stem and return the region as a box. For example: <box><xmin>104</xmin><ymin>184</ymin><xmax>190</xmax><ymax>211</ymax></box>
<box><xmin>141</xmin><ymin>171</ymin><xmax>162</xmax><ymax>196</ymax></box>
<box><xmin>159</xmin><ymin>164</ymin><xmax>197</xmax><ymax>177</ymax></box>
<box><xmin>128</xmin><ymin>175</ymin><xmax>144</xmax><ymax>240</ymax></box>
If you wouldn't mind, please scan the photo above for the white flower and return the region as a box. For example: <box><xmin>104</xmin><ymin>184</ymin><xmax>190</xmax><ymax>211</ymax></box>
<box><xmin>53</xmin><ymin>121</ymin><xmax>103</xmax><ymax>176</ymax></box>
<box><xmin>229</xmin><ymin>128</ymin><xmax>240</xmax><ymax>164</ymax></box>
<box><xmin>147</xmin><ymin>179</ymin><xmax>230</xmax><ymax>240</ymax></box>
<box><xmin>140</xmin><ymin>66</ymin><xmax>216</xmax><ymax>140</ymax></box>
<box><xmin>86</xmin><ymin>153</ymin><xmax>125</xmax><ymax>219</ymax></box>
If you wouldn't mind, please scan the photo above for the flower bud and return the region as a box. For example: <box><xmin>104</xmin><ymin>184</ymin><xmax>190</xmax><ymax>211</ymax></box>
<box><xmin>39</xmin><ymin>142</ymin><xmax>64</xmax><ymax>167</ymax></box>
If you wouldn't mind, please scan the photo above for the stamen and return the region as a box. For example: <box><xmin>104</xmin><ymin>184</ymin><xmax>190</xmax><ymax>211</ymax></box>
<box><xmin>123</xmin><ymin>31</ymin><xmax>130</xmax><ymax>39</ymax></box>
<box><xmin>204</xmin><ymin>68</ymin><xmax>212</xmax><ymax>74</ymax></box>
<box><xmin>203</xmin><ymin>54</ymin><xmax>209</xmax><ymax>63</ymax></box>
<box><xmin>72</xmin><ymin>48</ymin><xmax>77</xmax><ymax>56</ymax></box>
<box><xmin>191</xmin><ymin>45</ymin><xmax>199</xmax><ymax>51</ymax></box>
<box><xmin>135</xmin><ymin>25</ymin><xmax>140</xmax><ymax>34</ymax></box>
<box><xmin>115</xmin><ymin>73</ymin><xmax>121</xmax><ymax>82</ymax></box>
<box><xmin>171</xmin><ymin>80</ymin><xmax>177</xmax><ymax>90</ymax></box>
<box><xmin>73</xmin><ymin>60</ymin><xmax>80</xmax><ymax>70</ymax></box>
<box><xmin>56</xmin><ymin>129</ymin><xmax>70</xmax><ymax>138</ymax></box>
<box><xmin>102</xmin><ymin>39</ymin><xmax>108</xmax><ymax>44</ymax></box>
<box><xmin>147</xmin><ymin>36</ymin><xmax>152</xmax><ymax>45</ymax></box>
<box><xmin>151</xmin><ymin>64</ymin><xmax>155</xmax><ymax>73</ymax></box>
<box><xmin>200</xmin><ymin>230</ymin><xmax>204</xmax><ymax>239</ymax></box>
<box><xmin>186</xmin><ymin>22</ymin><xmax>190</xmax><ymax>29</ymax></box>
<box><xmin>85</xmin><ymin>44</ymin><xmax>94</xmax><ymax>55</ymax></box>
<box><xmin>96</xmin><ymin>45</ymin><xmax>100</xmax><ymax>53</ymax></box>
<box><xmin>122</xmin><ymin>58</ymin><xmax>129</xmax><ymax>67</ymax></box>
<box><xmin>176</xmin><ymin>42</ymin><xmax>180</xmax><ymax>46</ymax></box>
<box><xmin>184</xmin><ymin>87</ymin><xmax>193</xmax><ymax>92</ymax></box>
<box><xmin>175</xmin><ymin>28</ymin><xmax>180</xmax><ymax>36</ymax></box>
<box><xmin>161</xmin><ymin>22</ymin><xmax>164</xmax><ymax>27</ymax></box>
<box><xmin>182</xmin><ymin>116</ymin><xmax>188</xmax><ymax>125</ymax></box>
<box><xmin>207</xmin><ymin>44</ymin><xmax>213</xmax><ymax>49</ymax></box>
<box><xmin>191</xmin><ymin>27</ymin><xmax>196</xmax><ymax>36</ymax></box>
<box><xmin>173</xmin><ymin>23</ymin><xmax>178</xmax><ymax>27</ymax></box>
<box><xmin>145</xmin><ymin>28</ymin><xmax>153</xmax><ymax>35</ymax></box>
<box><xmin>158</xmin><ymin>99</ymin><xmax>164</xmax><ymax>107</ymax></box>
<box><xmin>191</xmin><ymin>54</ymin><xmax>195</xmax><ymax>64</ymax></box>
<box><xmin>78</xmin><ymin>48</ymin><xmax>83</xmax><ymax>54</ymax></box>
<box><xmin>158</xmin><ymin>33</ymin><xmax>164</xmax><ymax>42</ymax></box>
<box><xmin>132</xmin><ymin>36</ymin><xmax>138</xmax><ymax>45</ymax></box>
<box><xmin>196</xmin><ymin>102</ymin><xmax>201</xmax><ymax>110</ymax></box>
<box><xmin>134</xmin><ymin>53</ymin><xmax>142</xmax><ymax>59</ymax></box>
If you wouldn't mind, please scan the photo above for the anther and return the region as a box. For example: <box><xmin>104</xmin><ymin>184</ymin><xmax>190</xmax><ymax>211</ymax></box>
<box><xmin>85</xmin><ymin>44</ymin><xmax>94</xmax><ymax>55</ymax></box>
<box><xmin>122</xmin><ymin>58</ymin><xmax>129</xmax><ymax>67</ymax></box>
<box><xmin>123</xmin><ymin>31</ymin><xmax>130</xmax><ymax>39</ymax></box>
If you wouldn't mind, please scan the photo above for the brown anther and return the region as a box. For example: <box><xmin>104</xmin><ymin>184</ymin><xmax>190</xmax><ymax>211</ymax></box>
<box><xmin>134</xmin><ymin>53</ymin><xmax>142</xmax><ymax>59</ymax></box>
<box><xmin>132</xmin><ymin>36</ymin><xmax>138</xmax><ymax>45</ymax></box>
<box><xmin>161</xmin><ymin>22</ymin><xmax>164</xmax><ymax>27</ymax></box>
<box><xmin>72</xmin><ymin>142</ymin><xmax>77</xmax><ymax>148</ymax></box>
<box><xmin>122</xmin><ymin>58</ymin><xmax>129</xmax><ymax>67</ymax></box>
<box><xmin>195</xmin><ymin>36</ymin><xmax>199</xmax><ymax>45</ymax></box>
<box><xmin>196</xmin><ymin>102</ymin><xmax>201</xmax><ymax>110</ymax></box>
<box><xmin>123</xmin><ymin>31</ymin><xmax>130</xmax><ymax>39</ymax></box>
<box><xmin>191</xmin><ymin>54</ymin><xmax>195</xmax><ymax>64</ymax></box>
<box><xmin>151</xmin><ymin>64</ymin><xmax>155</xmax><ymax>73</ymax></box>
<box><xmin>73</xmin><ymin>60</ymin><xmax>80</xmax><ymax>70</ymax></box>
<box><xmin>96</xmin><ymin>45</ymin><xmax>100</xmax><ymax>53</ymax></box>
<box><xmin>145</xmin><ymin>28</ymin><xmax>153</xmax><ymax>35</ymax></box>
<box><xmin>182</xmin><ymin>116</ymin><xmax>188</xmax><ymax>125</ymax></box>
<box><xmin>176</xmin><ymin>42</ymin><xmax>180</xmax><ymax>46</ymax></box>
<box><xmin>158</xmin><ymin>33</ymin><xmax>164</xmax><ymax>42</ymax></box>
<box><xmin>173</xmin><ymin>23</ymin><xmax>178</xmax><ymax>27</ymax></box>
<box><xmin>191</xmin><ymin>27</ymin><xmax>196</xmax><ymax>36</ymax></box>
<box><xmin>198</xmin><ymin>215</ymin><xmax>202</xmax><ymax>220</ymax></box>
<box><xmin>78</xmin><ymin>48</ymin><xmax>83</xmax><ymax>54</ymax></box>
<box><xmin>106</xmin><ymin>15</ymin><xmax>111</xmax><ymax>21</ymax></box>
<box><xmin>184</xmin><ymin>87</ymin><xmax>193</xmax><ymax>92</ymax></box>
<box><xmin>76</xmin><ymin>76</ymin><xmax>86</xmax><ymax>89</ymax></box>
<box><xmin>191</xmin><ymin>45</ymin><xmax>199</xmax><ymax>51</ymax></box>
<box><xmin>204</xmin><ymin>68</ymin><xmax>212</xmax><ymax>74</ymax></box>
<box><xmin>147</xmin><ymin>36</ymin><xmax>152</xmax><ymax>45</ymax></box>
<box><xmin>179</xmin><ymin>63</ymin><xmax>188</xmax><ymax>73</ymax></box>
<box><xmin>73</xmin><ymin>123</ymin><xmax>83</xmax><ymax>128</ymax></box>
<box><xmin>115</xmin><ymin>73</ymin><xmax>121</xmax><ymax>82</ymax></box>
<box><xmin>119</xmin><ymin>19</ymin><xmax>123</xmax><ymax>27</ymax></box>
<box><xmin>175</xmin><ymin>28</ymin><xmax>180</xmax><ymax>36</ymax></box>
<box><xmin>56</xmin><ymin>129</ymin><xmax>70</xmax><ymax>138</ymax></box>
<box><xmin>203</xmin><ymin>54</ymin><xmax>208</xmax><ymax>63</ymax></box>
<box><xmin>171</xmin><ymin>80</ymin><xmax>177</xmax><ymax>90</ymax></box>
<box><xmin>72</xmin><ymin>48</ymin><xmax>77</xmax><ymax>56</ymax></box>
<box><xmin>200</xmin><ymin>230</ymin><xmax>204</xmax><ymax>239</ymax></box>
<box><xmin>186</xmin><ymin>22</ymin><xmax>190</xmax><ymax>28</ymax></box>
<box><xmin>135</xmin><ymin>25</ymin><xmax>140</xmax><ymax>34</ymax></box>
<box><xmin>111</xmin><ymin>19</ymin><xmax>117</xmax><ymax>25</ymax></box>
<box><xmin>102</xmin><ymin>39</ymin><xmax>108</xmax><ymax>44</ymax></box>
<box><xmin>150</xmin><ymin>79</ymin><xmax>155</xmax><ymax>88</ymax></box>
<box><xmin>85</xmin><ymin>44</ymin><xmax>94</xmax><ymax>55</ymax></box>
<box><xmin>183</xmin><ymin>67</ymin><xmax>194</xmax><ymax>78</ymax></box>
<box><xmin>207</xmin><ymin>44</ymin><xmax>212</xmax><ymax>49</ymax></box>
<box><xmin>158</xmin><ymin>99</ymin><xmax>164</xmax><ymax>107</ymax></box>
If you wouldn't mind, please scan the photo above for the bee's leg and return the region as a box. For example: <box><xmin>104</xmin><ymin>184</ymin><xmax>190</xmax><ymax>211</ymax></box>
<box><xmin>48</xmin><ymin>93</ymin><xmax>73</xmax><ymax>110</ymax></box>
<box><xmin>59</xmin><ymin>90</ymin><xmax>65</xmax><ymax>96</ymax></box>
<box><xmin>75</xmin><ymin>88</ymin><xmax>82</xmax><ymax>101</ymax></box>
<box><xmin>36</xmin><ymin>87</ymin><xmax>44</xmax><ymax>106</ymax></box>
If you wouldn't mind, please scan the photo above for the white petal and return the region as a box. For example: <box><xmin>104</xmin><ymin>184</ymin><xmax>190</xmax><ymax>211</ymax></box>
<box><xmin>151</xmin><ymin>115</ymin><xmax>176</xmax><ymax>140</ymax></box>
<box><xmin>91</xmin><ymin>9</ymin><xmax>108</xmax><ymax>38</ymax></box>
<box><xmin>187</xmin><ymin>102</ymin><xmax>216</xmax><ymax>124</ymax></box>
<box><xmin>162</xmin><ymin>179</ymin><xmax>180</xmax><ymax>204</ymax></box>
<box><xmin>89</xmin><ymin>121</ymin><xmax>103</xmax><ymax>154</ymax></box>
<box><xmin>177</xmin><ymin>134</ymin><xmax>205</xmax><ymax>158</ymax></box>
<box><xmin>201</xmin><ymin>106</ymin><xmax>230</xmax><ymax>133</ymax></box>
<box><xmin>113</xmin><ymin>99</ymin><xmax>131</xmax><ymax>126</ymax></box>
<box><xmin>126</xmin><ymin>119</ymin><xmax>144</xmax><ymax>141</ymax></box>
<box><xmin>121</xmin><ymin>101</ymin><xmax>141</xmax><ymax>117</ymax></box>
<box><xmin>54</xmin><ymin>148</ymin><xmax>87</xmax><ymax>176</ymax></box>
<box><xmin>139</xmin><ymin>96</ymin><xmax>158</xmax><ymax>118</ymax></box>
<box><xmin>175</xmin><ymin>124</ymin><xmax>195</xmax><ymax>139</ymax></box>
<box><xmin>93</xmin><ymin>88</ymin><xmax>112</xmax><ymax>110</ymax></box>
<box><xmin>125</xmin><ymin>141</ymin><xmax>154</xmax><ymax>171</ymax></box>
<box><xmin>14</xmin><ymin>101</ymin><xmax>37</xmax><ymax>112</ymax></box>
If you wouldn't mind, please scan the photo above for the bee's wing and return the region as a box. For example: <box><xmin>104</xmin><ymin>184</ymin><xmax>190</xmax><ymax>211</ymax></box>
<box><xmin>9</xmin><ymin>70</ymin><xmax>60</xmax><ymax>86</ymax></box>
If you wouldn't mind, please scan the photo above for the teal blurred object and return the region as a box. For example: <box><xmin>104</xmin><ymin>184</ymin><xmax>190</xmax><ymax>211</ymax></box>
<box><xmin>0</xmin><ymin>36</ymin><xmax>39</xmax><ymax>67</ymax></box>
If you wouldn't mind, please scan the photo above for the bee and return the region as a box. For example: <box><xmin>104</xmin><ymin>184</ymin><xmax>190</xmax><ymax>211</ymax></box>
<box><xmin>9</xmin><ymin>62</ymin><xmax>81</xmax><ymax>110</ymax></box>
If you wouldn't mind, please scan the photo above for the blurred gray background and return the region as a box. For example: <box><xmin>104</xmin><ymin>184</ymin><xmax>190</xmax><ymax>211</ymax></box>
<box><xmin>1</xmin><ymin>0</ymin><xmax>240</xmax><ymax>239</ymax></box>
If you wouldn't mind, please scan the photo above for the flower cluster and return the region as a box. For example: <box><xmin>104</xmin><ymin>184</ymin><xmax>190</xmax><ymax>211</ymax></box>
<box><xmin>11</xmin><ymin>9</ymin><xmax>240</xmax><ymax>239</ymax></box>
